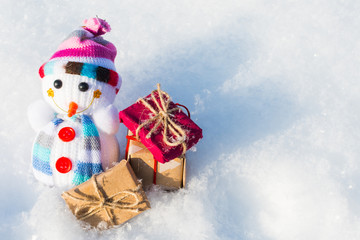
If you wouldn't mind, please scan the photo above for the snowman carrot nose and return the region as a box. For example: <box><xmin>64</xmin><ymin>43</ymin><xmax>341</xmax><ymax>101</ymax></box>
<box><xmin>68</xmin><ymin>102</ymin><xmax>78</xmax><ymax>117</ymax></box>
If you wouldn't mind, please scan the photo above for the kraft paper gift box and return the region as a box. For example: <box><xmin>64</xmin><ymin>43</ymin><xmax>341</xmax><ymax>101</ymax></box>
<box><xmin>126</xmin><ymin>130</ymin><xmax>186</xmax><ymax>190</ymax></box>
<box><xmin>119</xmin><ymin>84</ymin><xmax>203</xmax><ymax>163</ymax></box>
<box><xmin>61</xmin><ymin>160</ymin><xmax>150</xmax><ymax>229</ymax></box>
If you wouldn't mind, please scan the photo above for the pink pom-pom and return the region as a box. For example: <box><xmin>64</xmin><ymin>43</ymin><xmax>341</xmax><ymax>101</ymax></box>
<box><xmin>83</xmin><ymin>17</ymin><xmax>111</xmax><ymax>36</ymax></box>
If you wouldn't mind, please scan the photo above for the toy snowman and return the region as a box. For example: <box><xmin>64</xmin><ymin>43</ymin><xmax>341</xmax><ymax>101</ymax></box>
<box><xmin>28</xmin><ymin>17</ymin><xmax>121</xmax><ymax>188</ymax></box>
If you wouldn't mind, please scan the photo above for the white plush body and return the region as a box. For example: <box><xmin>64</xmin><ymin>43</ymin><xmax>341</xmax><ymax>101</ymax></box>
<box><xmin>29</xmin><ymin>73</ymin><xmax>120</xmax><ymax>188</ymax></box>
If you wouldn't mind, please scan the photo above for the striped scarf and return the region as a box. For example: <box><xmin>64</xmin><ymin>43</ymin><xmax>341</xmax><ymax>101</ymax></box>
<box><xmin>32</xmin><ymin>114</ymin><xmax>103</xmax><ymax>186</ymax></box>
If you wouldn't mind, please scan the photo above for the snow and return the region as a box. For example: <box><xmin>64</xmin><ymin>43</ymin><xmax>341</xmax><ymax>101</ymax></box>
<box><xmin>1</xmin><ymin>0</ymin><xmax>360</xmax><ymax>239</ymax></box>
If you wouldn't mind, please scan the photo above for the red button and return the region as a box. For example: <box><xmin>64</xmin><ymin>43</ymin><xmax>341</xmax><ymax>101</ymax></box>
<box><xmin>58</xmin><ymin>127</ymin><xmax>75</xmax><ymax>142</ymax></box>
<box><xmin>56</xmin><ymin>157</ymin><xmax>72</xmax><ymax>173</ymax></box>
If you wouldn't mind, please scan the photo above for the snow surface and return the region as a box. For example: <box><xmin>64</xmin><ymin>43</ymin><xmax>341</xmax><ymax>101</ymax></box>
<box><xmin>1</xmin><ymin>0</ymin><xmax>360</xmax><ymax>239</ymax></box>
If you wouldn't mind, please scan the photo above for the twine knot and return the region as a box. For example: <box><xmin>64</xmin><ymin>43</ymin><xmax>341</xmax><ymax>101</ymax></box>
<box><xmin>99</xmin><ymin>199</ymin><xmax>106</xmax><ymax>208</ymax></box>
<box><xmin>159</xmin><ymin>110</ymin><xmax>168</xmax><ymax>118</ymax></box>
<box><xmin>135</xmin><ymin>84</ymin><xmax>188</xmax><ymax>155</ymax></box>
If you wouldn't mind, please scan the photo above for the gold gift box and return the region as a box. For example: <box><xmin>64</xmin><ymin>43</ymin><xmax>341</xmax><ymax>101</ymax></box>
<box><xmin>126</xmin><ymin>131</ymin><xmax>186</xmax><ymax>190</ymax></box>
<box><xmin>62</xmin><ymin>160</ymin><xmax>150</xmax><ymax>229</ymax></box>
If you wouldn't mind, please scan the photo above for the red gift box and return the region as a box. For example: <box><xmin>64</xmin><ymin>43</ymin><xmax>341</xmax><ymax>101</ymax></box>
<box><xmin>119</xmin><ymin>84</ymin><xmax>203</xmax><ymax>163</ymax></box>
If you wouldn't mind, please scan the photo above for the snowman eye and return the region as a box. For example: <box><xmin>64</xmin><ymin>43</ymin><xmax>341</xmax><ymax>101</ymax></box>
<box><xmin>78</xmin><ymin>82</ymin><xmax>89</xmax><ymax>92</ymax></box>
<box><xmin>53</xmin><ymin>79</ymin><xmax>62</xmax><ymax>89</ymax></box>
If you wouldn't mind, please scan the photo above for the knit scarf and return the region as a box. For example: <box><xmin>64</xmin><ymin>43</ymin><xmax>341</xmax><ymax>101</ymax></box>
<box><xmin>32</xmin><ymin>114</ymin><xmax>103</xmax><ymax>186</ymax></box>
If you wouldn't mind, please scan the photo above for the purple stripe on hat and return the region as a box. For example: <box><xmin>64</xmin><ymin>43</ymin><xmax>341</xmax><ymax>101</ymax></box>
<box><xmin>65</xmin><ymin>30</ymin><xmax>90</xmax><ymax>41</ymax></box>
<box><xmin>50</xmin><ymin>47</ymin><xmax>115</xmax><ymax>61</ymax></box>
<box><xmin>92</xmin><ymin>37</ymin><xmax>111</xmax><ymax>46</ymax></box>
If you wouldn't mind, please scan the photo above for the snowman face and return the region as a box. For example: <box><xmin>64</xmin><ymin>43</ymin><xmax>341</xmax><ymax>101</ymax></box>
<box><xmin>42</xmin><ymin>73</ymin><xmax>116</xmax><ymax>116</ymax></box>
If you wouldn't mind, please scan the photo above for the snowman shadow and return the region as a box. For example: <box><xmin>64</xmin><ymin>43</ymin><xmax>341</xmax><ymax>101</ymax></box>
<box><xmin>117</xmin><ymin>33</ymin><xmax>301</xmax><ymax>172</ymax></box>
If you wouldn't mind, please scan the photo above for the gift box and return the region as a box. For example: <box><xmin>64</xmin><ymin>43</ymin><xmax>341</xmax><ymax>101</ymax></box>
<box><xmin>61</xmin><ymin>160</ymin><xmax>150</xmax><ymax>229</ymax></box>
<box><xmin>126</xmin><ymin>130</ymin><xmax>186</xmax><ymax>190</ymax></box>
<box><xmin>119</xmin><ymin>84</ymin><xmax>202</xmax><ymax>163</ymax></box>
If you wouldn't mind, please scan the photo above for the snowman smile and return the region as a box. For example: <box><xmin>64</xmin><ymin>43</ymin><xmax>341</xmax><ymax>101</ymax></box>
<box><xmin>47</xmin><ymin>88</ymin><xmax>102</xmax><ymax>117</ymax></box>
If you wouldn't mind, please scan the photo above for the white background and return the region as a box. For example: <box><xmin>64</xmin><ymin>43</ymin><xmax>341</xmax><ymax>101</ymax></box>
<box><xmin>1</xmin><ymin>0</ymin><xmax>360</xmax><ymax>239</ymax></box>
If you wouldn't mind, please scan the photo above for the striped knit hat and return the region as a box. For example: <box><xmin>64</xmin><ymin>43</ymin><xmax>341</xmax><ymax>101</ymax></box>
<box><xmin>39</xmin><ymin>17</ymin><xmax>121</xmax><ymax>93</ymax></box>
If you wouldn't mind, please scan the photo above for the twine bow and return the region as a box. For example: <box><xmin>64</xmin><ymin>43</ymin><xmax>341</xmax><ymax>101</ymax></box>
<box><xmin>62</xmin><ymin>175</ymin><xmax>142</xmax><ymax>226</ymax></box>
<box><xmin>135</xmin><ymin>84</ymin><xmax>187</xmax><ymax>155</ymax></box>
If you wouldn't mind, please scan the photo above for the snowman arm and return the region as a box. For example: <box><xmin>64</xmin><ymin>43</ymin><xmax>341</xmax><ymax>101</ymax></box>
<box><xmin>92</xmin><ymin>104</ymin><xmax>119</xmax><ymax>135</ymax></box>
<box><xmin>28</xmin><ymin>99</ymin><xmax>55</xmax><ymax>132</ymax></box>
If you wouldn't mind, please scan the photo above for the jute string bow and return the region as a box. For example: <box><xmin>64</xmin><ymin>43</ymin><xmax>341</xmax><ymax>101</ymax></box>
<box><xmin>62</xmin><ymin>175</ymin><xmax>142</xmax><ymax>226</ymax></box>
<box><xmin>135</xmin><ymin>84</ymin><xmax>187</xmax><ymax>155</ymax></box>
